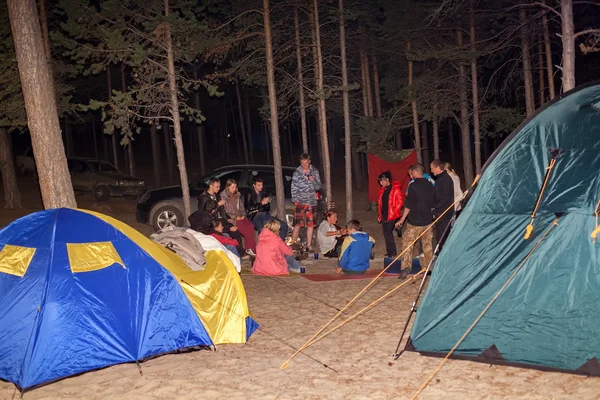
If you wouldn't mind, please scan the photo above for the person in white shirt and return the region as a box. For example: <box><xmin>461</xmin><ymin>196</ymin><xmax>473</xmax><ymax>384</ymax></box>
<box><xmin>443</xmin><ymin>162</ymin><xmax>463</xmax><ymax>211</ymax></box>
<box><xmin>317</xmin><ymin>210</ymin><xmax>347</xmax><ymax>258</ymax></box>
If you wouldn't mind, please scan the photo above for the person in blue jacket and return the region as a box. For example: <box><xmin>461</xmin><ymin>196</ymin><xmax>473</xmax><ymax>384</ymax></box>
<box><xmin>336</xmin><ymin>220</ymin><xmax>376</xmax><ymax>274</ymax></box>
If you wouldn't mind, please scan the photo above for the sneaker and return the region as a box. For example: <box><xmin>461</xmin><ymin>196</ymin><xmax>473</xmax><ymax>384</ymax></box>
<box><xmin>398</xmin><ymin>268</ymin><xmax>410</xmax><ymax>280</ymax></box>
<box><xmin>246</xmin><ymin>249</ymin><xmax>256</xmax><ymax>256</ymax></box>
<box><xmin>289</xmin><ymin>266</ymin><xmax>302</xmax><ymax>273</ymax></box>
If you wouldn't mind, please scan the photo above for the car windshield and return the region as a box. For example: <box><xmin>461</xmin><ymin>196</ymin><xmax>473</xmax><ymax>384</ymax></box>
<box><xmin>88</xmin><ymin>161</ymin><xmax>119</xmax><ymax>173</ymax></box>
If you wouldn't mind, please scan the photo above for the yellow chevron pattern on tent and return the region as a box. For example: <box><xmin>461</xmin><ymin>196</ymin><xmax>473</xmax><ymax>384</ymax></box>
<box><xmin>78</xmin><ymin>209</ymin><xmax>251</xmax><ymax>345</ymax></box>
<box><xmin>0</xmin><ymin>244</ymin><xmax>36</xmax><ymax>277</ymax></box>
<box><xmin>67</xmin><ymin>242</ymin><xmax>125</xmax><ymax>273</ymax></box>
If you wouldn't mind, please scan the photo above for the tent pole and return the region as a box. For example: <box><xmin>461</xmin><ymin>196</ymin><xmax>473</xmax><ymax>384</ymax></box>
<box><xmin>391</xmin><ymin>213</ymin><xmax>457</xmax><ymax>360</ymax></box>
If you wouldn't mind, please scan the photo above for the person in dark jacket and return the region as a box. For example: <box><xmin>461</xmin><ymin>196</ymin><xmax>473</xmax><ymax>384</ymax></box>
<box><xmin>191</xmin><ymin>195</ymin><xmax>245</xmax><ymax>257</ymax></box>
<box><xmin>396</xmin><ymin>163</ymin><xmax>434</xmax><ymax>277</ymax></box>
<box><xmin>377</xmin><ymin>171</ymin><xmax>404</xmax><ymax>257</ymax></box>
<box><xmin>197</xmin><ymin>177</ymin><xmax>230</xmax><ymax>221</ymax></box>
<box><xmin>244</xmin><ymin>175</ymin><xmax>288</xmax><ymax>240</ymax></box>
<box><xmin>430</xmin><ymin>159</ymin><xmax>455</xmax><ymax>243</ymax></box>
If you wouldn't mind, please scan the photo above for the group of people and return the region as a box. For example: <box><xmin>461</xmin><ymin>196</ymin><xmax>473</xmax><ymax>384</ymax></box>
<box><xmin>377</xmin><ymin>159</ymin><xmax>462</xmax><ymax>275</ymax></box>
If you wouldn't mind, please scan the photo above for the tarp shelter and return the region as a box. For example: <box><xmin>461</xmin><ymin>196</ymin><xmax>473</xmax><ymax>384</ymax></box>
<box><xmin>0</xmin><ymin>208</ymin><xmax>258</xmax><ymax>390</ymax></box>
<box><xmin>367</xmin><ymin>150</ymin><xmax>417</xmax><ymax>203</ymax></box>
<box><xmin>407</xmin><ymin>82</ymin><xmax>600</xmax><ymax>375</ymax></box>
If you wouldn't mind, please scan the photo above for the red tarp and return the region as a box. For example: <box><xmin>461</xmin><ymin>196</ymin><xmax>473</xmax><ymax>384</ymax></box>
<box><xmin>367</xmin><ymin>151</ymin><xmax>417</xmax><ymax>202</ymax></box>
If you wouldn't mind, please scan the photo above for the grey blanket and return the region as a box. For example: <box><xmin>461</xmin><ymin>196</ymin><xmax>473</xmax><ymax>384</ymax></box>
<box><xmin>151</xmin><ymin>227</ymin><xmax>206</xmax><ymax>271</ymax></box>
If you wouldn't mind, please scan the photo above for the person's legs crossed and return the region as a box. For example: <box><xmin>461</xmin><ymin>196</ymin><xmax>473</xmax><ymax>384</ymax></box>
<box><xmin>252</xmin><ymin>212</ymin><xmax>268</xmax><ymax>232</ymax></box>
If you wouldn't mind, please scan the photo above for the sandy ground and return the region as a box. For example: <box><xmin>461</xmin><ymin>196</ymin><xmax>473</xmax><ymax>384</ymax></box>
<box><xmin>1</xmin><ymin>184</ymin><xmax>600</xmax><ymax>399</ymax></box>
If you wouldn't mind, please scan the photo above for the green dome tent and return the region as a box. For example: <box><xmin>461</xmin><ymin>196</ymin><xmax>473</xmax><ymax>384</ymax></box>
<box><xmin>407</xmin><ymin>82</ymin><xmax>600</xmax><ymax>375</ymax></box>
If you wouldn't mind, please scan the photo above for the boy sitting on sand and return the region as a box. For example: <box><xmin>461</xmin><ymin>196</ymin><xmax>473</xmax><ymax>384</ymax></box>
<box><xmin>336</xmin><ymin>220</ymin><xmax>375</xmax><ymax>275</ymax></box>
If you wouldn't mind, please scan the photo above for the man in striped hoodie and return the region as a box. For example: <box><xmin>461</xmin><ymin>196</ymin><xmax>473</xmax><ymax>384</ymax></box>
<box><xmin>291</xmin><ymin>153</ymin><xmax>322</xmax><ymax>251</ymax></box>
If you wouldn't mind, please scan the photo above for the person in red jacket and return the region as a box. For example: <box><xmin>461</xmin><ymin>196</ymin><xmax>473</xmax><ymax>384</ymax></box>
<box><xmin>377</xmin><ymin>171</ymin><xmax>404</xmax><ymax>257</ymax></box>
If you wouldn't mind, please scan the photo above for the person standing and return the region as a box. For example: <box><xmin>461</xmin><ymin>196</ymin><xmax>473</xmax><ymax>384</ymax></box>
<box><xmin>377</xmin><ymin>171</ymin><xmax>404</xmax><ymax>257</ymax></box>
<box><xmin>291</xmin><ymin>153</ymin><xmax>322</xmax><ymax>251</ymax></box>
<box><xmin>396</xmin><ymin>164</ymin><xmax>434</xmax><ymax>277</ymax></box>
<box><xmin>245</xmin><ymin>175</ymin><xmax>288</xmax><ymax>240</ymax></box>
<box><xmin>444</xmin><ymin>162</ymin><xmax>463</xmax><ymax>211</ymax></box>
<box><xmin>430</xmin><ymin>159</ymin><xmax>455</xmax><ymax>243</ymax></box>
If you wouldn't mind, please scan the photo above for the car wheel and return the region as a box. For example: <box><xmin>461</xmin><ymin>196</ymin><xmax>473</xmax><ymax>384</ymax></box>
<box><xmin>94</xmin><ymin>185</ymin><xmax>110</xmax><ymax>201</ymax></box>
<box><xmin>153</xmin><ymin>205</ymin><xmax>184</xmax><ymax>231</ymax></box>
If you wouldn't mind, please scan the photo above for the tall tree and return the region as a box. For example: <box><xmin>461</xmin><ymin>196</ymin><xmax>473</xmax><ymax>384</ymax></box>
<box><xmin>520</xmin><ymin>7</ymin><xmax>535</xmax><ymax>116</ymax></box>
<box><xmin>457</xmin><ymin>30</ymin><xmax>473</xmax><ymax>185</ymax></box>
<box><xmin>560</xmin><ymin>0</ymin><xmax>575</xmax><ymax>92</ymax></box>
<box><xmin>0</xmin><ymin>128</ymin><xmax>21</xmax><ymax>208</ymax></box>
<box><xmin>235</xmin><ymin>80</ymin><xmax>249</xmax><ymax>163</ymax></box>
<box><xmin>263</xmin><ymin>0</ymin><xmax>285</xmax><ymax>218</ymax></box>
<box><xmin>470</xmin><ymin>0</ymin><xmax>482</xmax><ymax>173</ymax></box>
<box><xmin>312</xmin><ymin>0</ymin><xmax>332</xmax><ymax>203</ymax></box>
<box><xmin>7</xmin><ymin>0</ymin><xmax>76</xmax><ymax>208</ymax></box>
<box><xmin>294</xmin><ymin>7</ymin><xmax>308</xmax><ymax>154</ymax></box>
<box><xmin>372</xmin><ymin>55</ymin><xmax>383</xmax><ymax>118</ymax></box>
<box><xmin>193</xmin><ymin>68</ymin><xmax>206</xmax><ymax>175</ymax></box>
<box><xmin>339</xmin><ymin>0</ymin><xmax>352</xmax><ymax>220</ymax></box>
<box><xmin>542</xmin><ymin>0</ymin><xmax>556</xmax><ymax>99</ymax></box>
<box><xmin>121</xmin><ymin>64</ymin><xmax>135</xmax><ymax>176</ymax></box>
<box><xmin>163</xmin><ymin>0</ymin><xmax>191</xmax><ymax>218</ymax></box>
<box><xmin>407</xmin><ymin>41</ymin><xmax>422</xmax><ymax>164</ymax></box>
<box><xmin>107</xmin><ymin>67</ymin><xmax>119</xmax><ymax>169</ymax></box>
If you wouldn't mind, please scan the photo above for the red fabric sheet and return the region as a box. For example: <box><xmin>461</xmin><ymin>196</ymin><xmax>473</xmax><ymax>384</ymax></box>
<box><xmin>367</xmin><ymin>151</ymin><xmax>417</xmax><ymax>202</ymax></box>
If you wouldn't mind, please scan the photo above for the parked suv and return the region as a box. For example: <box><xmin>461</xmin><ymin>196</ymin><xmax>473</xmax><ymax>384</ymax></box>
<box><xmin>136</xmin><ymin>164</ymin><xmax>326</xmax><ymax>231</ymax></box>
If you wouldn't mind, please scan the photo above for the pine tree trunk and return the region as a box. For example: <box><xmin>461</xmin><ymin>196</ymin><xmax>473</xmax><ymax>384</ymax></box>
<box><xmin>470</xmin><ymin>0</ymin><xmax>482</xmax><ymax>174</ymax></box>
<box><xmin>360</xmin><ymin>49</ymin><xmax>369</xmax><ymax>117</ymax></box>
<box><xmin>38</xmin><ymin>0</ymin><xmax>54</xmax><ymax>86</ymax></box>
<box><xmin>407</xmin><ymin>41</ymin><xmax>422</xmax><ymax>164</ymax></box>
<box><xmin>372</xmin><ymin>55</ymin><xmax>382</xmax><ymax>118</ymax></box>
<box><xmin>310</xmin><ymin>13</ymin><xmax>325</xmax><ymax>172</ymax></box>
<box><xmin>107</xmin><ymin>67</ymin><xmax>119</xmax><ymax>170</ymax></box>
<box><xmin>235</xmin><ymin>80</ymin><xmax>249</xmax><ymax>163</ymax></box>
<box><xmin>520</xmin><ymin>7</ymin><xmax>535</xmax><ymax>116</ymax></box>
<box><xmin>542</xmin><ymin>0</ymin><xmax>556</xmax><ymax>99</ymax></box>
<box><xmin>457</xmin><ymin>30</ymin><xmax>474</xmax><ymax>185</ymax></box>
<box><xmin>91</xmin><ymin>119</ymin><xmax>98</xmax><ymax>159</ymax></box>
<box><xmin>433</xmin><ymin>117</ymin><xmax>440</xmax><ymax>160</ymax></box>
<box><xmin>192</xmin><ymin>68</ymin><xmax>207</xmax><ymax>174</ymax></box>
<box><xmin>263</xmin><ymin>0</ymin><xmax>285</xmax><ymax>218</ymax></box>
<box><xmin>339</xmin><ymin>0</ymin><xmax>352</xmax><ymax>217</ymax></box>
<box><xmin>538</xmin><ymin>35</ymin><xmax>546</xmax><ymax>106</ymax></box>
<box><xmin>294</xmin><ymin>7</ymin><xmax>309</xmax><ymax>154</ymax></box>
<box><xmin>560</xmin><ymin>0</ymin><xmax>575</xmax><ymax>92</ymax></box>
<box><xmin>121</xmin><ymin>64</ymin><xmax>135</xmax><ymax>176</ymax></box>
<box><xmin>164</xmin><ymin>0</ymin><xmax>190</xmax><ymax>219</ymax></box>
<box><xmin>362</xmin><ymin>51</ymin><xmax>374</xmax><ymax>117</ymax></box>
<box><xmin>0</xmin><ymin>128</ymin><xmax>21</xmax><ymax>208</ymax></box>
<box><xmin>229</xmin><ymin>96</ymin><xmax>242</xmax><ymax>160</ymax></box>
<box><xmin>8</xmin><ymin>0</ymin><xmax>76</xmax><ymax>209</ymax></box>
<box><xmin>448</xmin><ymin>119</ymin><xmax>456</xmax><ymax>168</ymax></box>
<box><xmin>243</xmin><ymin>90</ymin><xmax>254</xmax><ymax>163</ymax></box>
<box><xmin>312</xmin><ymin>0</ymin><xmax>332</xmax><ymax>203</ymax></box>
<box><xmin>162</xmin><ymin>121</ymin><xmax>176</xmax><ymax>182</ymax></box>
<box><xmin>151</xmin><ymin>123</ymin><xmax>161</xmax><ymax>186</ymax></box>
<box><xmin>421</xmin><ymin>120</ymin><xmax>430</xmax><ymax>168</ymax></box>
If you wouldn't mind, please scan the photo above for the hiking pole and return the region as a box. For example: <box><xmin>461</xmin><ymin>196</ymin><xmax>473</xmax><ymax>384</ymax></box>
<box><xmin>391</xmin><ymin>214</ymin><xmax>456</xmax><ymax>360</ymax></box>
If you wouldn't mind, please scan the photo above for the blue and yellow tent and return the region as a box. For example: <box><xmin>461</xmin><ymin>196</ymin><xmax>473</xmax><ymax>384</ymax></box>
<box><xmin>0</xmin><ymin>208</ymin><xmax>258</xmax><ymax>390</ymax></box>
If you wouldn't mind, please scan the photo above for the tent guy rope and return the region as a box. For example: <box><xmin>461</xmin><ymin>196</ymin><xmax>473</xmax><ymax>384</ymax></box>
<box><xmin>280</xmin><ymin>179</ymin><xmax>480</xmax><ymax>370</ymax></box>
<box><xmin>410</xmin><ymin>217</ymin><xmax>559</xmax><ymax>400</ymax></box>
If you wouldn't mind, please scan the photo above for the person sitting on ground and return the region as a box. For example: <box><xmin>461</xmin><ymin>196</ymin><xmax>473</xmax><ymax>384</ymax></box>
<box><xmin>336</xmin><ymin>220</ymin><xmax>375</xmax><ymax>275</ymax></box>
<box><xmin>210</xmin><ymin>219</ymin><xmax>241</xmax><ymax>258</ymax></box>
<box><xmin>221</xmin><ymin>179</ymin><xmax>257</xmax><ymax>256</ymax></box>
<box><xmin>245</xmin><ymin>175</ymin><xmax>289</xmax><ymax>240</ymax></box>
<box><xmin>317</xmin><ymin>210</ymin><xmax>346</xmax><ymax>258</ymax></box>
<box><xmin>198</xmin><ymin>177</ymin><xmax>229</xmax><ymax>221</ymax></box>
<box><xmin>253</xmin><ymin>219</ymin><xmax>303</xmax><ymax>276</ymax></box>
<box><xmin>190</xmin><ymin>198</ymin><xmax>245</xmax><ymax>257</ymax></box>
